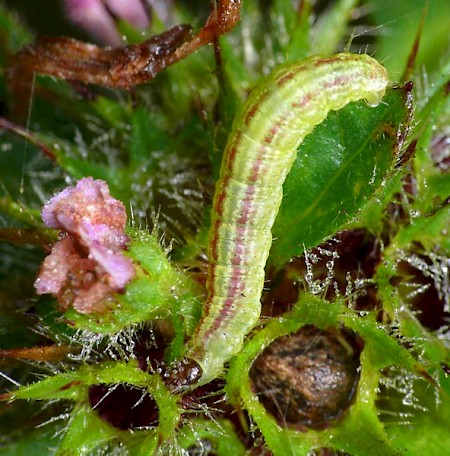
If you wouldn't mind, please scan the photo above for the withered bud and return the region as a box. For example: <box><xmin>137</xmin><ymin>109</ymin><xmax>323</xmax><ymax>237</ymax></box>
<box><xmin>35</xmin><ymin>177</ymin><xmax>135</xmax><ymax>313</ymax></box>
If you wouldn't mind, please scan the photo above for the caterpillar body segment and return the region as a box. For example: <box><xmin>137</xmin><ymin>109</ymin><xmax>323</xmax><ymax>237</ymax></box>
<box><xmin>186</xmin><ymin>53</ymin><xmax>389</xmax><ymax>384</ymax></box>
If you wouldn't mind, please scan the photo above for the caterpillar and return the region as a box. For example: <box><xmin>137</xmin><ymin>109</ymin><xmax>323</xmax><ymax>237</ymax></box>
<box><xmin>185</xmin><ymin>53</ymin><xmax>389</xmax><ymax>385</ymax></box>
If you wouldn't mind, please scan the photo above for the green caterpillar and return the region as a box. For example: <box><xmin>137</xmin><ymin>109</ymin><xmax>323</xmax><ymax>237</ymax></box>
<box><xmin>185</xmin><ymin>53</ymin><xmax>389</xmax><ymax>385</ymax></box>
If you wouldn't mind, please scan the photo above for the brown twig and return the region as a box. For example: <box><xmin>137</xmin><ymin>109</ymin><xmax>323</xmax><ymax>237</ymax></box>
<box><xmin>9</xmin><ymin>0</ymin><xmax>241</xmax><ymax>89</ymax></box>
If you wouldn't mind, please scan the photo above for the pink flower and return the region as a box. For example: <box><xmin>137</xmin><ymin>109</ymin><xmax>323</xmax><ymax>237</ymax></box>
<box><xmin>63</xmin><ymin>0</ymin><xmax>150</xmax><ymax>46</ymax></box>
<box><xmin>105</xmin><ymin>0</ymin><xmax>150</xmax><ymax>30</ymax></box>
<box><xmin>35</xmin><ymin>177</ymin><xmax>135</xmax><ymax>314</ymax></box>
<box><xmin>64</xmin><ymin>0</ymin><xmax>122</xmax><ymax>46</ymax></box>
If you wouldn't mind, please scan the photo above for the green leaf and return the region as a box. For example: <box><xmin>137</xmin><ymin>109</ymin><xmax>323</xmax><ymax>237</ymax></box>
<box><xmin>6</xmin><ymin>360</ymin><xmax>182</xmax><ymax>453</ymax></box>
<box><xmin>383</xmin><ymin>378</ymin><xmax>450</xmax><ymax>455</ymax></box>
<box><xmin>58</xmin><ymin>403</ymin><xmax>118</xmax><ymax>456</ymax></box>
<box><xmin>395</xmin><ymin>204</ymin><xmax>450</xmax><ymax>252</ymax></box>
<box><xmin>311</xmin><ymin>0</ymin><xmax>359</xmax><ymax>54</ymax></box>
<box><xmin>9</xmin><ymin>371</ymin><xmax>87</xmax><ymax>402</ymax></box>
<box><xmin>270</xmin><ymin>88</ymin><xmax>409</xmax><ymax>267</ymax></box>
<box><xmin>0</xmin><ymin>425</ymin><xmax>60</xmax><ymax>456</ymax></box>
<box><xmin>177</xmin><ymin>419</ymin><xmax>247</xmax><ymax>455</ymax></box>
<box><xmin>372</xmin><ymin>0</ymin><xmax>450</xmax><ymax>77</ymax></box>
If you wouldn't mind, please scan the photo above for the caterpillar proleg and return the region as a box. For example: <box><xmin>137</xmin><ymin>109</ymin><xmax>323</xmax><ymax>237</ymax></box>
<box><xmin>186</xmin><ymin>53</ymin><xmax>389</xmax><ymax>385</ymax></box>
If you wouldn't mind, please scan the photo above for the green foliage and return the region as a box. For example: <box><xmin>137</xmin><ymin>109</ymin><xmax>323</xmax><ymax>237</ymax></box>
<box><xmin>0</xmin><ymin>1</ymin><xmax>449</xmax><ymax>455</ymax></box>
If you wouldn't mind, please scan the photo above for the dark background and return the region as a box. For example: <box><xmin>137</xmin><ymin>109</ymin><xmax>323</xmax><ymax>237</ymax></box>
<box><xmin>3</xmin><ymin>0</ymin><xmax>89</xmax><ymax>38</ymax></box>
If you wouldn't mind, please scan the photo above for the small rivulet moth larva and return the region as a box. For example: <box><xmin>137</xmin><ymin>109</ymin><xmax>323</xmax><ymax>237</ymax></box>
<box><xmin>185</xmin><ymin>53</ymin><xmax>389</xmax><ymax>385</ymax></box>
